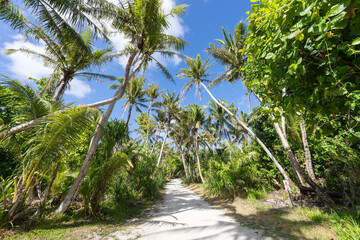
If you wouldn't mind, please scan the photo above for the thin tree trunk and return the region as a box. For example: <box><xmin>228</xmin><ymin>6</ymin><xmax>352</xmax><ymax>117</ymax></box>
<box><xmin>56</xmin><ymin>49</ymin><xmax>140</xmax><ymax>213</ymax></box>
<box><xmin>125</xmin><ymin>104</ymin><xmax>133</xmax><ymax>127</ymax></box>
<box><xmin>177</xmin><ymin>143</ymin><xmax>189</xmax><ymax>179</ymax></box>
<box><xmin>41</xmin><ymin>162</ymin><xmax>61</xmax><ymax>202</ymax></box>
<box><xmin>157</xmin><ymin>128</ymin><xmax>168</xmax><ymax>166</ymax></box>
<box><xmin>195</xmin><ymin>135</ymin><xmax>205</xmax><ymax>184</ymax></box>
<box><xmin>281</xmin><ymin>89</ymin><xmax>287</xmax><ymax>139</ymax></box>
<box><xmin>200</xmin><ymin>82</ymin><xmax>293</xmax><ymax>185</ymax></box>
<box><xmin>300</xmin><ymin>119</ymin><xmax>316</xmax><ymax>182</ymax></box>
<box><xmin>252</xmin><ymin>92</ymin><xmax>304</xmax><ymax>186</ymax></box>
<box><xmin>149</xmin><ymin>127</ymin><xmax>160</xmax><ymax>156</ymax></box>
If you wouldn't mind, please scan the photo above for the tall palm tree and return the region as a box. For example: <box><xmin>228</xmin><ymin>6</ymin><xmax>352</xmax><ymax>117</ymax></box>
<box><xmin>188</xmin><ymin>104</ymin><xmax>206</xmax><ymax>184</ymax></box>
<box><xmin>145</xmin><ymin>83</ymin><xmax>162</xmax><ymax>116</ymax></box>
<box><xmin>153</xmin><ymin>91</ymin><xmax>182</xmax><ymax>166</ymax></box>
<box><xmin>121</xmin><ymin>76</ymin><xmax>147</xmax><ymax>127</ymax></box>
<box><xmin>176</xmin><ymin>54</ymin><xmax>292</xmax><ymax>185</ymax></box>
<box><xmin>4</xmin><ymin>28</ymin><xmax>116</xmax><ymax>101</ymax></box>
<box><xmin>56</xmin><ymin>0</ymin><xmax>188</xmax><ymax>213</ymax></box>
<box><xmin>206</xmin><ymin>23</ymin><xmax>334</xmax><ymax>201</ymax></box>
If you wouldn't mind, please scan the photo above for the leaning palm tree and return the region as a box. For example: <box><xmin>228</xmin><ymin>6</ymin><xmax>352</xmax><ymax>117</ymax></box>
<box><xmin>209</xmin><ymin>23</ymin><xmax>333</xmax><ymax>203</ymax></box>
<box><xmin>4</xmin><ymin>28</ymin><xmax>116</xmax><ymax>101</ymax></box>
<box><xmin>176</xmin><ymin>54</ymin><xmax>292</xmax><ymax>185</ymax></box>
<box><xmin>56</xmin><ymin>0</ymin><xmax>188</xmax><ymax>213</ymax></box>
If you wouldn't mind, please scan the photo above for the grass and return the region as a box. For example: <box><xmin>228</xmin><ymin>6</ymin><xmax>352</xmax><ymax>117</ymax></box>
<box><xmin>186</xmin><ymin>183</ymin><xmax>343</xmax><ymax>240</ymax></box>
<box><xmin>0</xmin><ymin>201</ymin><xmax>154</xmax><ymax>240</ymax></box>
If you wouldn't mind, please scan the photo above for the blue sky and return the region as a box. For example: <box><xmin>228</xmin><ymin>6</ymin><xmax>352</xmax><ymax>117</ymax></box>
<box><xmin>0</xmin><ymin>0</ymin><xmax>258</xmax><ymax>133</ymax></box>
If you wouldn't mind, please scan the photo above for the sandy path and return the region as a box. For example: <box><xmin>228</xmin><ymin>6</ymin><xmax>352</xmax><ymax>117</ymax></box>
<box><xmin>112</xmin><ymin>179</ymin><xmax>272</xmax><ymax>240</ymax></box>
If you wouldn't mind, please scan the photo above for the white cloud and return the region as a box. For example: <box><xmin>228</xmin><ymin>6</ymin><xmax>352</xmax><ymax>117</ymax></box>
<box><xmin>65</xmin><ymin>79</ymin><xmax>93</xmax><ymax>99</ymax></box>
<box><xmin>1</xmin><ymin>35</ymin><xmax>53</xmax><ymax>80</ymax></box>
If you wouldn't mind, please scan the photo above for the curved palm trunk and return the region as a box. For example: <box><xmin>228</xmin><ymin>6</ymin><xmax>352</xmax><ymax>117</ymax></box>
<box><xmin>157</xmin><ymin>128</ymin><xmax>169</xmax><ymax>166</ymax></box>
<box><xmin>125</xmin><ymin>104</ymin><xmax>133</xmax><ymax>127</ymax></box>
<box><xmin>194</xmin><ymin>135</ymin><xmax>205</xmax><ymax>184</ymax></box>
<box><xmin>200</xmin><ymin>82</ymin><xmax>293</xmax><ymax>185</ymax></box>
<box><xmin>300</xmin><ymin>119</ymin><xmax>316</xmax><ymax>182</ymax></box>
<box><xmin>146</xmin><ymin>99</ymin><xmax>154</xmax><ymax>145</ymax></box>
<box><xmin>56</xmin><ymin>49</ymin><xmax>140</xmax><ymax>213</ymax></box>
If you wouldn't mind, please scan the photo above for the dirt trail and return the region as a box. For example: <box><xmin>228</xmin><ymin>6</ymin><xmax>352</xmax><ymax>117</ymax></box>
<box><xmin>111</xmin><ymin>179</ymin><xmax>272</xmax><ymax>239</ymax></box>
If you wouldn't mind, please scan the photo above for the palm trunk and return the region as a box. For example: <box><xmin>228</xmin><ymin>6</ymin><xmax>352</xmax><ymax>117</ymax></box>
<box><xmin>56</xmin><ymin>49</ymin><xmax>140</xmax><ymax>213</ymax></box>
<box><xmin>195</xmin><ymin>135</ymin><xmax>205</xmax><ymax>184</ymax></box>
<box><xmin>146</xmin><ymin>100</ymin><xmax>154</xmax><ymax>145</ymax></box>
<box><xmin>52</xmin><ymin>78</ymin><xmax>67</xmax><ymax>101</ymax></box>
<box><xmin>300</xmin><ymin>119</ymin><xmax>316</xmax><ymax>182</ymax></box>
<box><xmin>156</xmin><ymin>128</ymin><xmax>168</xmax><ymax>166</ymax></box>
<box><xmin>149</xmin><ymin>127</ymin><xmax>160</xmax><ymax>156</ymax></box>
<box><xmin>125</xmin><ymin>104</ymin><xmax>133</xmax><ymax>127</ymax></box>
<box><xmin>200</xmin><ymin>82</ymin><xmax>293</xmax><ymax>185</ymax></box>
<box><xmin>177</xmin><ymin>143</ymin><xmax>189</xmax><ymax>179</ymax></box>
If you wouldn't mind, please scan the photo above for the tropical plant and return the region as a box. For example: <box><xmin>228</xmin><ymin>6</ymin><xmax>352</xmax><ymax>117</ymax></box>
<box><xmin>4</xmin><ymin>28</ymin><xmax>116</xmax><ymax>101</ymax></box>
<box><xmin>176</xmin><ymin>54</ymin><xmax>292</xmax><ymax>185</ymax></box>
<box><xmin>56</xmin><ymin>0</ymin><xmax>188</xmax><ymax>213</ymax></box>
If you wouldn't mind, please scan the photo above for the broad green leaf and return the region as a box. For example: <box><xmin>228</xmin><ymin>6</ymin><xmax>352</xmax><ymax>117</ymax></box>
<box><xmin>287</xmin><ymin>29</ymin><xmax>301</xmax><ymax>39</ymax></box>
<box><xmin>300</xmin><ymin>1</ymin><xmax>317</xmax><ymax>16</ymax></box>
<box><xmin>327</xmin><ymin>2</ymin><xmax>350</xmax><ymax>17</ymax></box>
<box><xmin>351</xmin><ymin>37</ymin><xmax>360</xmax><ymax>46</ymax></box>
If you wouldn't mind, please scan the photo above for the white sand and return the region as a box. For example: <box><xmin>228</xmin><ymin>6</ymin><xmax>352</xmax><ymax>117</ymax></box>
<box><xmin>111</xmin><ymin>179</ymin><xmax>273</xmax><ymax>240</ymax></box>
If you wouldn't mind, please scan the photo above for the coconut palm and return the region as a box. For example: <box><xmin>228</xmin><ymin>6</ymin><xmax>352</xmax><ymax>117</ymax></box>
<box><xmin>119</xmin><ymin>76</ymin><xmax>148</xmax><ymax>127</ymax></box>
<box><xmin>176</xmin><ymin>54</ymin><xmax>292</xmax><ymax>185</ymax></box>
<box><xmin>1</xmin><ymin>0</ymin><xmax>110</xmax><ymax>52</ymax></box>
<box><xmin>206</xmin><ymin>21</ymin><xmax>247</xmax><ymax>87</ymax></box>
<box><xmin>0</xmin><ymin>77</ymin><xmax>99</xmax><ymax>224</ymax></box>
<box><xmin>206</xmin><ymin>100</ymin><xmax>237</xmax><ymax>142</ymax></box>
<box><xmin>56</xmin><ymin>0</ymin><xmax>188</xmax><ymax>213</ymax></box>
<box><xmin>153</xmin><ymin>91</ymin><xmax>182</xmax><ymax>166</ymax></box>
<box><xmin>187</xmin><ymin>104</ymin><xmax>206</xmax><ymax>184</ymax></box>
<box><xmin>4</xmin><ymin>28</ymin><xmax>116</xmax><ymax>101</ymax></box>
<box><xmin>145</xmin><ymin>83</ymin><xmax>162</xmax><ymax>116</ymax></box>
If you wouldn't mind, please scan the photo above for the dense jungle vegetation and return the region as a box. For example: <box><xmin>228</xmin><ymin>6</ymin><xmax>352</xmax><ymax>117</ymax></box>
<box><xmin>0</xmin><ymin>0</ymin><xmax>359</xmax><ymax>239</ymax></box>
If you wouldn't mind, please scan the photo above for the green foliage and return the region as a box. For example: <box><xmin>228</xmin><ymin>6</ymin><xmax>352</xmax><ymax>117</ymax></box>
<box><xmin>245</xmin><ymin>0</ymin><xmax>360</xmax><ymax>121</ymax></box>
<box><xmin>204</xmin><ymin>145</ymin><xmax>275</xmax><ymax>198</ymax></box>
<box><xmin>331</xmin><ymin>211</ymin><xmax>360</xmax><ymax>240</ymax></box>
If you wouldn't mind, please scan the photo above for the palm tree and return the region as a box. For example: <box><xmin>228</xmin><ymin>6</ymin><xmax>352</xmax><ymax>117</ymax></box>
<box><xmin>153</xmin><ymin>91</ymin><xmax>182</xmax><ymax>166</ymax></box>
<box><xmin>56</xmin><ymin>0</ymin><xmax>188</xmax><ymax>213</ymax></box>
<box><xmin>176</xmin><ymin>54</ymin><xmax>292</xmax><ymax>185</ymax></box>
<box><xmin>1</xmin><ymin>0</ymin><xmax>110</xmax><ymax>52</ymax></box>
<box><xmin>206</xmin><ymin>21</ymin><xmax>247</xmax><ymax>86</ymax></box>
<box><xmin>4</xmin><ymin>28</ymin><xmax>116</xmax><ymax>101</ymax></box>
<box><xmin>206</xmin><ymin>100</ymin><xmax>237</xmax><ymax>142</ymax></box>
<box><xmin>188</xmin><ymin>104</ymin><xmax>206</xmax><ymax>184</ymax></box>
<box><xmin>120</xmin><ymin>76</ymin><xmax>147</xmax><ymax>127</ymax></box>
<box><xmin>0</xmin><ymin>77</ymin><xmax>99</xmax><ymax>224</ymax></box>
<box><xmin>145</xmin><ymin>83</ymin><xmax>162</xmax><ymax>116</ymax></box>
